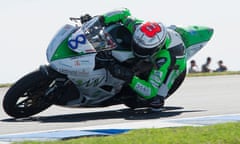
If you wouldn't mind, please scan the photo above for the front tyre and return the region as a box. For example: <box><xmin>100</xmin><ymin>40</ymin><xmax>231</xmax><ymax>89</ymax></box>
<box><xmin>3</xmin><ymin>70</ymin><xmax>53</xmax><ymax>118</ymax></box>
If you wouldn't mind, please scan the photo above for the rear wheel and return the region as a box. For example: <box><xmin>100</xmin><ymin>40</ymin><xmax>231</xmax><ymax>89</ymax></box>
<box><xmin>166</xmin><ymin>69</ymin><xmax>186</xmax><ymax>98</ymax></box>
<box><xmin>3</xmin><ymin>70</ymin><xmax>53</xmax><ymax>118</ymax></box>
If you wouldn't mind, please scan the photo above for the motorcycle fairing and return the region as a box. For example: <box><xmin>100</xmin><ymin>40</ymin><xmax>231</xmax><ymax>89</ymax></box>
<box><xmin>46</xmin><ymin>24</ymin><xmax>97</xmax><ymax>77</ymax></box>
<box><xmin>47</xmin><ymin>24</ymin><xmax>79</xmax><ymax>62</ymax></box>
<box><xmin>46</xmin><ymin>25</ymin><xmax>97</xmax><ymax>77</ymax></box>
<box><xmin>47</xmin><ymin>17</ymin><xmax>117</xmax><ymax>63</ymax></box>
<box><xmin>68</xmin><ymin>30</ymin><xmax>96</xmax><ymax>54</ymax></box>
<box><xmin>176</xmin><ymin>26</ymin><xmax>213</xmax><ymax>48</ymax></box>
<box><xmin>175</xmin><ymin>26</ymin><xmax>214</xmax><ymax>60</ymax></box>
<box><xmin>45</xmin><ymin>19</ymin><xmax>126</xmax><ymax>106</ymax></box>
<box><xmin>49</xmin><ymin>53</ymin><xmax>97</xmax><ymax>77</ymax></box>
<box><xmin>66</xmin><ymin>69</ymin><xmax>125</xmax><ymax>106</ymax></box>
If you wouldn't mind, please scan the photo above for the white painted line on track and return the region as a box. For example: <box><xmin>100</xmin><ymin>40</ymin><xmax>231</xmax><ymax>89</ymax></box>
<box><xmin>1</xmin><ymin>113</ymin><xmax>240</xmax><ymax>143</ymax></box>
<box><xmin>168</xmin><ymin>113</ymin><xmax>240</xmax><ymax>125</ymax></box>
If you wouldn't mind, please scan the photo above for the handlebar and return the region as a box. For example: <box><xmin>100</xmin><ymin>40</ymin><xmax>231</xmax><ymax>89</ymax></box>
<box><xmin>69</xmin><ymin>17</ymin><xmax>82</xmax><ymax>27</ymax></box>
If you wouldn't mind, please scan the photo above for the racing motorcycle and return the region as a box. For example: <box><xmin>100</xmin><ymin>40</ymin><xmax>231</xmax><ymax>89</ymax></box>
<box><xmin>3</xmin><ymin>16</ymin><xmax>214</xmax><ymax>118</ymax></box>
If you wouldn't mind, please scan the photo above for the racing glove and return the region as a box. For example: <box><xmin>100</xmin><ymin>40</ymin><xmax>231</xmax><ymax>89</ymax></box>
<box><xmin>106</xmin><ymin>61</ymin><xmax>134</xmax><ymax>83</ymax></box>
<box><xmin>106</xmin><ymin>59</ymin><xmax>153</xmax><ymax>83</ymax></box>
<box><xmin>132</xmin><ymin>59</ymin><xmax>153</xmax><ymax>76</ymax></box>
<box><xmin>96</xmin><ymin>51</ymin><xmax>153</xmax><ymax>83</ymax></box>
<box><xmin>95</xmin><ymin>51</ymin><xmax>133</xmax><ymax>83</ymax></box>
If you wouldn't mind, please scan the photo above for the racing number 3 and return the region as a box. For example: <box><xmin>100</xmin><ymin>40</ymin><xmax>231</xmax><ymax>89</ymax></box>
<box><xmin>140</xmin><ymin>22</ymin><xmax>161</xmax><ymax>37</ymax></box>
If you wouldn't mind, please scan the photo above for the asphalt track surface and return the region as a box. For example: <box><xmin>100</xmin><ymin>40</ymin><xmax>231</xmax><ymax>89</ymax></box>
<box><xmin>0</xmin><ymin>75</ymin><xmax>240</xmax><ymax>135</ymax></box>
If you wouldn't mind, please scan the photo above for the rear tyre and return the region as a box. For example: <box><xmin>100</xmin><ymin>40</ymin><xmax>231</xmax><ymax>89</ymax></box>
<box><xmin>3</xmin><ymin>70</ymin><xmax>53</xmax><ymax>118</ymax></box>
<box><xmin>166</xmin><ymin>69</ymin><xmax>186</xmax><ymax>98</ymax></box>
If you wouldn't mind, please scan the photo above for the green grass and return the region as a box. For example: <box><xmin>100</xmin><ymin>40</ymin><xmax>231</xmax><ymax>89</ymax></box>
<box><xmin>0</xmin><ymin>83</ymin><xmax>11</xmax><ymax>88</ymax></box>
<box><xmin>15</xmin><ymin>122</ymin><xmax>240</xmax><ymax>144</ymax></box>
<box><xmin>187</xmin><ymin>71</ymin><xmax>240</xmax><ymax>77</ymax></box>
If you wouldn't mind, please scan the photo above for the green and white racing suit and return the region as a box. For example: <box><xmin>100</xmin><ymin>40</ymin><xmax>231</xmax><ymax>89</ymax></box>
<box><xmin>103</xmin><ymin>8</ymin><xmax>186</xmax><ymax>100</ymax></box>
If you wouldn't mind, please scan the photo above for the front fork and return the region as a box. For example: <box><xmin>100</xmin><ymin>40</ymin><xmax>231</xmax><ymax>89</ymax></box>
<box><xmin>39</xmin><ymin>65</ymin><xmax>70</xmax><ymax>104</ymax></box>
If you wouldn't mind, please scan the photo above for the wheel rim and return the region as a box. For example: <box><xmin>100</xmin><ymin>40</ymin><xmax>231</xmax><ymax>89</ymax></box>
<box><xmin>14</xmin><ymin>80</ymin><xmax>52</xmax><ymax>115</ymax></box>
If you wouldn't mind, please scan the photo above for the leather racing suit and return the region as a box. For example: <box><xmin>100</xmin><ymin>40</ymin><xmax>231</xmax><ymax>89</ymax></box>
<box><xmin>102</xmin><ymin>8</ymin><xmax>186</xmax><ymax>102</ymax></box>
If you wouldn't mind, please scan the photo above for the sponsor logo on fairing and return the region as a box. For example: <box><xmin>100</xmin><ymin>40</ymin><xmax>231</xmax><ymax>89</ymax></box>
<box><xmin>78</xmin><ymin>76</ymin><xmax>106</xmax><ymax>87</ymax></box>
<box><xmin>74</xmin><ymin>60</ymin><xmax>81</xmax><ymax>66</ymax></box>
<box><xmin>68</xmin><ymin>34</ymin><xmax>86</xmax><ymax>50</ymax></box>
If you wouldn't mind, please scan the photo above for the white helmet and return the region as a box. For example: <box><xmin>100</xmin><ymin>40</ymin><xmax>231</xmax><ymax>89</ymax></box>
<box><xmin>132</xmin><ymin>22</ymin><xmax>167</xmax><ymax>58</ymax></box>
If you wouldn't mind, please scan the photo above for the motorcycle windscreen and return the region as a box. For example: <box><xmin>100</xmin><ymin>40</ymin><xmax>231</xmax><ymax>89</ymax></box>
<box><xmin>68</xmin><ymin>17</ymin><xmax>117</xmax><ymax>54</ymax></box>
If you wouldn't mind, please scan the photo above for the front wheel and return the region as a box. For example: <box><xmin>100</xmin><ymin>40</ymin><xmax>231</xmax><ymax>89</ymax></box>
<box><xmin>3</xmin><ymin>69</ymin><xmax>53</xmax><ymax>118</ymax></box>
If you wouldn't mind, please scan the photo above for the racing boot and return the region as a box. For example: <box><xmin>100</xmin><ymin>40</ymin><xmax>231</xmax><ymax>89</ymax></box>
<box><xmin>149</xmin><ymin>95</ymin><xmax>165</xmax><ymax>111</ymax></box>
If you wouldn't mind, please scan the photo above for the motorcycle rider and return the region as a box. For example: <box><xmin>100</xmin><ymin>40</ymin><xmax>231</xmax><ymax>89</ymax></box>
<box><xmin>81</xmin><ymin>8</ymin><xmax>186</xmax><ymax>110</ymax></box>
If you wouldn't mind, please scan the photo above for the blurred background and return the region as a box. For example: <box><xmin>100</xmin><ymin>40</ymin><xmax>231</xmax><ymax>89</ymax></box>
<box><xmin>0</xmin><ymin>0</ymin><xmax>239</xmax><ymax>83</ymax></box>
